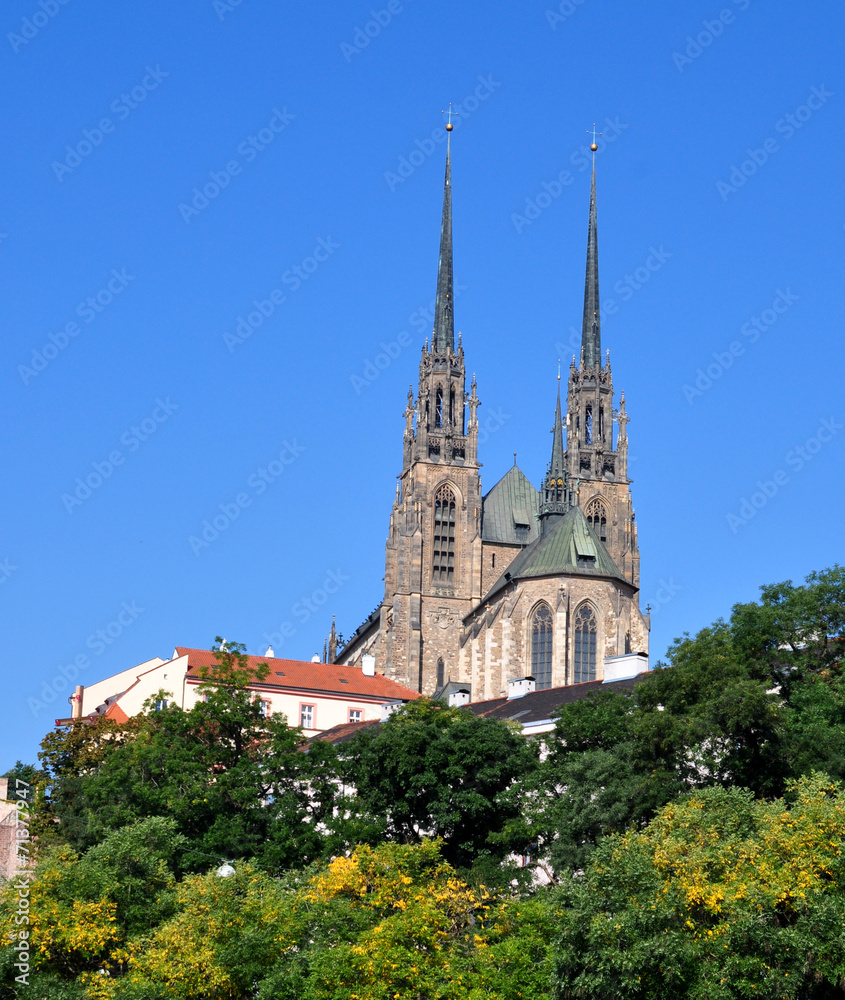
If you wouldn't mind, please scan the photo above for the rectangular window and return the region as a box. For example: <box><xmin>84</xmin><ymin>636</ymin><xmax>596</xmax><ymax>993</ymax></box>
<box><xmin>154</xmin><ymin>699</ymin><xmax>168</xmax><ymax>712</ymax></box>
<box><xmin>348</xmin><ymin>709</ymin><xmax>362</xmax><ymax>723</ymax></box>
<box><xmin>256</xmin><ymin>699</ymin><xmax>270</xmax><ymax>717</ymax></box>
<box><xmin>300</xmin><ymin>704</ymin><xmax>315</xmax><ymax>729</ymax></box>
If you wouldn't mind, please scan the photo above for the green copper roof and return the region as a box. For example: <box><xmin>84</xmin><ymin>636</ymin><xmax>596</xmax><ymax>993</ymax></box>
<box><xmin>481</xmin><ymin>466</ymin><xmax>540</xmax><ymax>545</ymax></box>
<box><xmin>480</xmin><ymin>505</ymin><xmax>628</xmax><ymax>604</ymax></box>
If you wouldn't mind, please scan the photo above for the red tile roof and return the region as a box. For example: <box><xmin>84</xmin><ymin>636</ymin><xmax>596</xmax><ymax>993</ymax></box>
<box><xmin>305</xmin><ymin>719</ymin><xmax>379</xmax><ymax>745</ymax></box>
<box><xmin>174</xmin><ymin>647</ymin><xmax>420</xmax><ymax>703</ymax></box>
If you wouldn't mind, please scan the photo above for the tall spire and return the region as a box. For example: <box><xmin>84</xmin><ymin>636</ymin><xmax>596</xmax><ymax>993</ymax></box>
<box><xmin>580</xmin><ymin>150</ymin><xmax>601</xmax><ymax>370</ymax></box>
<box><xmin>432</xmin><ymin>129</ymin><xmax>454</xmax><ymax>355</ymax></box>
<box><xmin>549</xmin><ymin>374</ymin><xmax>566</xmax><ymax>479</ymax></box>
<box><xmin>539</xmin><ymin>371</ymin><xmax>571</xmax><ymax>526</ymax></box>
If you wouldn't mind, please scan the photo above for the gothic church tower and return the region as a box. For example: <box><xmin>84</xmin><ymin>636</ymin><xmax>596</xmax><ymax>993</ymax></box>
<box><xmin>337</xmin><ymin>135</ymin><xmax>648</xmax><ymax>698</ymax></box>
<box><xmin>374</xmin><ymin>135</ymin><xmax>483</xmax><ymax>694</ymax></box>
<box><xmin>565</xmin><ymin>160</ymin><xmax>640</xmax><ymax>591</ymax></box>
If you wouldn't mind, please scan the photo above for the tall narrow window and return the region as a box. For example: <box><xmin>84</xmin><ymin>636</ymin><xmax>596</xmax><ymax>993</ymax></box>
<box><xmin>435</xmin><ymin>387</ymin><xmax>443</xmax><ymax>428</ymax></box>
<box><xmin>436</xmin><ymin>658</ymin><xmax>445</xmax><ymax>688</ymax></box>
<box><xmin>585</xmin><ymin>405</ymin><xmax>593</xmax><ymax>444</ymax></box>
<box><xmin>573</xmin><ymin>604</ymin><xmax>598</xmax><ymax>683</ymax></box>
<box><xmin>449</xmin><ymin>388</ymin><xmax>455</xmax><ymax>427</ymax></box>
<box><xmin>531</xmin><ymin>604</ymin><xmax>553</xmax><ymax>690</ymax></box>
<box><xmin>585</xmin><ymin>497</ymin><xmax>608</xmax><ymax>542</ymax></box>
<box><xmin>432</xmin><ymin>484</ymin><xmax>456</xmax><ymax>584</ymax></box>
<box><xmin>599</xmin><ymin>406</ymin><xmax>605</xmax><ymax>441</ymax></box>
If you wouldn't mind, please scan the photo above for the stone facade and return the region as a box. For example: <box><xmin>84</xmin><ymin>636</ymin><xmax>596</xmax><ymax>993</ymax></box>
<box><xmin>337</xmin><ymin>146</ymin><xmax>649</xmax><ymax>697</ymax></box>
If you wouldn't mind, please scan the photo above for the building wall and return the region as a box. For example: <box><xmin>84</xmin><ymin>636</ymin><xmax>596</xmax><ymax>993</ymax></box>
<box><xmin>76</xmin><ymin>657</ymin><xmax>167</xmax><ymax>716</ymax></box>
<box><xmin>78</xmin><ymin>654</ymin><xmax>398</xmax><ymax>736</ymax></box>
<box><xmin>381</xmin><ymin>460</ymin><xmax>485</xmax><ymax>695</ymax></box>
<box><xmin>458</xmin><ymin>573</ymin><xmax>649</xmax><ymax>700</ymax></box>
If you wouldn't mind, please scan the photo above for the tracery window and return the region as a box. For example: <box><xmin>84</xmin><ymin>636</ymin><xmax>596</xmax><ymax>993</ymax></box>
<box><xmin>585</xmin><ymin>405</ymin><xmax>593</xmax><ymax>444</ymax></box>
<box><xmin>432</xmin><ymin>484</ymin><xmax>456</xmax><ymax>584</ymax></box>
<box><xmin>585</xmin><ymin>497</ymin><xmax>608</xmax><ymax>542</ymax></box>
<box><xmin>435</xmin><ymin>387</ymin><xmax>443</xmax><ymax>428</ymax></box>
<box><xmin>573</xmin><ymin>604</ymin><xmax>598</xmax><ymax>683</ymax></box>
<box><xmin>531</xmin><ymin>604</ymin><xmax>553</xmax><ymax>690</ymax></box>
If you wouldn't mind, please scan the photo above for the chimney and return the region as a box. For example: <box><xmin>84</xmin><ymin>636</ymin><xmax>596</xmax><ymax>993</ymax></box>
<box><xmin>265</xmin><ymin>646</ymin><xmax>274</xmax><ymax>658</ymax></box>
<box><xmin>310</xmin><ymin>654</ymin><xmax>321</xmax><ymax>663</ymax></box>
<box><xmin>362</xmin><ymin>653</ymin><xmax>376</xmax><ymax>677</ymax></box>
<box><xmin>447</xmin><ymin>688</ymin><xmax>471</xmax><ymax>708</ymax></box>
<box><xmin>507</xmin><ymin>675</ymin><xmax>536</xmax><ymax>700</ymax></box>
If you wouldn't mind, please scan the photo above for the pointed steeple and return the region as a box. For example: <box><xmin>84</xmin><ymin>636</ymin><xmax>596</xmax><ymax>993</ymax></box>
<box><xmin>432</xmin><ymin>135</ymin><xmax>454</xmax><ymax>355</ymax></box>
<box><xmin>580</xmin><ymin>158</ymin><xmax>601</xmax><ymax>370</ymax></box>
<box><xmin>549</xmin><ymin>381</ymin><xmax>566</xmax><ymax>480</ymax></box>
<box><xmin>539</xmin><ymin>374</ymin><xmax>572</xmax><ymax>527</ymax></box>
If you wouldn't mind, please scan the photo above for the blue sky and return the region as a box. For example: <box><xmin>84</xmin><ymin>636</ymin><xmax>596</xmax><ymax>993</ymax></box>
<box><xmin>2</xmin><ymin>0</ymin><xmax>843</xmax><ymax>770</ymax></box>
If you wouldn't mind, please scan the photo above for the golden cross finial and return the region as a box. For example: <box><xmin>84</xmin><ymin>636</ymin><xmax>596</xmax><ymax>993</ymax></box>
<box><xmin>557</xmin><ymin>358</ymin><xmax>561</xmax><ymax>381</ymax></box>
<box><xmin>441</xmin><ymin>103</ymin><xmax>459</xmax><ymax>131</ymax></box>
<box><xmin>587</xmin><ymin>123</ymin><xmax>601</xmax><ymax>151</ymax></box>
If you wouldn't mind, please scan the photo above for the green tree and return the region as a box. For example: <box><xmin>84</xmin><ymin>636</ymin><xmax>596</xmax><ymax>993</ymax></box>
<box><xmin>42</xmin><ymin>640</ymin><xmax>338</xmax><ymax>872</ymax></box>
<box><xmin>334</xmin><ymin>698</ymin><xmax>538</xmax><ymax>871</ymax></box>
<box><xmin>552</xmin><ymin>773</ymin><xmax>845</xmax><ymax>1000</ymax></box>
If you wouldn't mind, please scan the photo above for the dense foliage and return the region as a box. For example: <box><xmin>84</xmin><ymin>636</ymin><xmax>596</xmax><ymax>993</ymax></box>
<box><xmin>2</xmin><ymin>569</ymin><xmax>845</xmax><ymax>999</ymax></box>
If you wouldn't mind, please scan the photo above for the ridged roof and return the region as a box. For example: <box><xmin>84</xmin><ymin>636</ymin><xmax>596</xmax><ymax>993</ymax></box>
<box><xmin>481</xmin><ymin>466</ymin><xmax>540</xmax><ymax>545</ymax></box>
<box><xmin>479</xmin><ymin>505</ymin><xmax>629</xmax><ymax>605</ymax></box>
<box><xmin>176</xmin><ymin>647</ymin><xmax>420</xmax><ymax>703</ymax></box>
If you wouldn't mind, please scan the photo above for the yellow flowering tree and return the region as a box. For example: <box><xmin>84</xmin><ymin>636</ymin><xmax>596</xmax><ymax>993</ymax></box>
<box><xmin>553</xmin><ymin>772</ymin><xmax>845</xmax><ymax>1000</ymax></box>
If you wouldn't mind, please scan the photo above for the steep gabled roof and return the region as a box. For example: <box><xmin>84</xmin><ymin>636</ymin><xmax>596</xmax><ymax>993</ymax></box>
<box><xmin>481</xmin><ymin>465</ymin><xmax>540</xmax><ymax>545</ymax></box>
<box><xmin>477</xmin><ymin>505</ymin><xmax>629</xmax><ymax>607</ymax></box>
<box><xmin>175</xmin><ymin>647</ymin><xmax>419</xmax><ymax>703</ymax></box>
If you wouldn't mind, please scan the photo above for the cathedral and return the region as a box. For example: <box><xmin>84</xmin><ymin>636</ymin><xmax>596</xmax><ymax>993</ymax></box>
<box><xmin>336</xmin><ymin>132</ymin><xmax>649</xmax><ymax>700</ymax></box>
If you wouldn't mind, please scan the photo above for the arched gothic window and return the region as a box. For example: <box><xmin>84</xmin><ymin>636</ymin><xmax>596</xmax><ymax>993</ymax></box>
<box><xmin>432</xmin><ymin>484</ymin><xmax>456</xmax><ymax>584</ymax></box>
<box><xmin>531</xmin><ymin>604</ymin><xmax>553</xmax><ymax>690</ymax></box>
<box><xmin>585</xmin><ymin>497</ymin><xmax>608</xmax><ymax>542</ymax></box>
<box><xmin>436</xmin><ymin>657</ymin><xmax>445</xmax><ymax>689</ymax></box>
<box><xmin>435</xmin><ymin>387</ymin><xmax>443</xmax><ymax>429</ymax></box>
<box><xmin>573</xmin><ymin>604</ymin><xmax>598</xmax><ymax>683</ymax></box>
<box><xmin>585</xmin><ymin>405</ymin><xmax>593</xmax><ymax>444</ymax></box>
